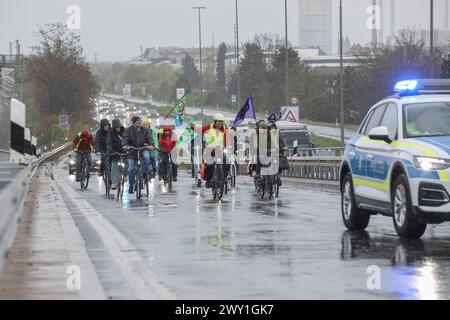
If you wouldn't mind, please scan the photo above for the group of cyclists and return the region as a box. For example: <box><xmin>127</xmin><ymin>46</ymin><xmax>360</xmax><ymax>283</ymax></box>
<box><xmin>71</xmin><ymin>112</ymin><xmax>289</xmax><ymax>199</ymax></box>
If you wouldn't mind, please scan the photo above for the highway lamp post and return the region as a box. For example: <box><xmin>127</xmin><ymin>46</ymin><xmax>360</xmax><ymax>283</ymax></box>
<box><xmin>193</xmin><ymin>7</ymin><xmax>206</xmax><ymax>96</ymax></box>
<box><xmin>235</xmin><ymin>0</ymin><xmax>240</xmax><ymax>109</ymax></box>
<box><xmin>339</xmin><ymin>0</ymin><xmax>344</xmax><ymax>144</ymax></box>
<box><xmin>285</xmin><ymin>0</ymin><xmax>289</xmax><ymax>107</ymax></box>
<box><xmin>430</xmin><ymin>0</ymin><xmax>434</xmax><ymax>77</ymax></box>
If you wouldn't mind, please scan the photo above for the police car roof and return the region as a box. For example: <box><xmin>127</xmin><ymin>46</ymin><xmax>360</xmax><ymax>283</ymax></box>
<box><xmin>381</xmin><ymin>93</ymin><xmax>450</xmax><ymax>105</ymax></box>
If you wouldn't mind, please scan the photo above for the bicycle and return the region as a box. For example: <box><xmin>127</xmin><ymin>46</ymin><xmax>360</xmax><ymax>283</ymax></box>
<box><xmin>211</xmin><ymin>155</ymin><xmax>226</xmax><ymax>200</ymax></box>
<box><xmin>159</xmin><ymin>150</ymin><xmax>174</xmax><ymax>191</ymax></box>
<box><xmin>110</xmin><ymin>152</ymin><xmax>127</xmax><ymax>201</ymax></box>
<box><xmin>224</xmin><ymin>149</ymin><xmax>237</xmax><ymax>192</ymax></box>
<box><xmin>260</xmin><ymin>158</ymin><xmax>280</xmax><ymax>200</ymax></box>
<box><xmin>193</xmin><ymin>145</ymin><xmax>202</xmax><ymax>188</ymax></box>
<box><xmin>99</xmin><ymin>153</ymin><xmax>111</xmax><ymax>196</ymax></box>
<box><xmin>76</xmin><ymin>151</ymin><xmax>90</xmax><ymax>191</ymax></box>
<box><xmin>127</xmin><ymin>146</ymin><xmax>149</xmax><ymax>200</ymax></box>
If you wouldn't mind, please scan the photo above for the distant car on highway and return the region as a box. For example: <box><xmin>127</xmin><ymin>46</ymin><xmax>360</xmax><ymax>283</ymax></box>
<box><xmin>276</xmin><ymin>121</ymin><xmax>313</xmax><ymax>155</ymax></box>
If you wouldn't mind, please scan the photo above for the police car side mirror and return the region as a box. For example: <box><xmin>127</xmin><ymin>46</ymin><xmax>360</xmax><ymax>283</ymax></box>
<box><xmin>369</xmin><ymin>126</ymin><xmax>392</xmax><ymax>144</ymax></box>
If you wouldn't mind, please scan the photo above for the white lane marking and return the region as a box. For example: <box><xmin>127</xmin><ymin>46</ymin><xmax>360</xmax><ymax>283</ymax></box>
<box><xmin>45</xmin><ymin>168</ymin><xmax>106</xmax><ymax>300</ymax></box>
<box><xmin>55</xmin><ymin>172</ymin><xmax>177</xmax><ymax>300</ymax></box>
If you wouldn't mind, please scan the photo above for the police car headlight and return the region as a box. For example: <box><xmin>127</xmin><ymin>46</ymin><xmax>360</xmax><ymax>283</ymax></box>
<box><xmin>118</xmin><ymin>162</ymin><xmax>125</xmax><ymax>167</ymax></box>
<box><xmin>414</xmin><ymin>156</ymin><xmax>450</xmax><ymax>171</ymax></box>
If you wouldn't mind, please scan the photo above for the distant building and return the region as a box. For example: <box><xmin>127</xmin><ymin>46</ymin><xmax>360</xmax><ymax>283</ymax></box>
<box><xmin>133</xmin><ymin>46</ymin><xmax>217</xmax><ymax>72</ymax></box>
<box><xmin>298</xmin><ymin>0</ymin><xmax>333</xmax><ymax>55</ymax></box>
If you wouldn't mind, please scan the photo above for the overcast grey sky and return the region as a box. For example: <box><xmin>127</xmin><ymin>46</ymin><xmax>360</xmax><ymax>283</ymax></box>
<box><xmin>1</xmin><ymin>0</ymin><xmax>449</xmax><ymax>62</ymax></box>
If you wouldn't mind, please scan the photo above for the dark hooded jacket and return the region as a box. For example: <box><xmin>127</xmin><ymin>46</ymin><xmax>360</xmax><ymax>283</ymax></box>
<box><xmin>95</xmin><ymin>119</ymin><xmax>110</xmax><ymax>153</ymax></box>
<box><xmin>122</xmin><ymin>124</ymin><xmax>153</xmax><ymax>160</ymax></box>
<box><xmin>107</xmin><ymin>119</ymin><xmax>126</xmax><ymax>160</ymax></box>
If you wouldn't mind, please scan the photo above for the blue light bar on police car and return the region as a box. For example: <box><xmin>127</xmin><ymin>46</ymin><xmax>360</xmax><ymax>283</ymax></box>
<box><xmin>394</xmin><ymin>80</ymin><xmax>418</xmax><ymax>93</ymax></box>
<box><xmin>394</xmin><ymin>79</ymin><xmax>450</xmax><ymax>96</ymax></box>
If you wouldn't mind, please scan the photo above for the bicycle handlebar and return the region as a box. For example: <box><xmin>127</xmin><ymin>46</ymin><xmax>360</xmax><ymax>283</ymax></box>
<box><xmin>110</xmin><ymin>152</ymin><xmax>128</xmax><ymax>156</ymax></box>
<box><xmin>125</xmin><ymin>146</ymin><xmax>150</xmax><ymax>151</ymax></box>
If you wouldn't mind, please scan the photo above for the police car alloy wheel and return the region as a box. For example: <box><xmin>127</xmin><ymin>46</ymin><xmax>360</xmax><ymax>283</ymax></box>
<box><xmin>341</xmin><ymin>173</ymin><xmax>370</xmax><ymax>231</ymax></box>
<box><xmin>391</xmin><ymin>174</ymin><xmax>427</xmax><ymax>239</ymax></box>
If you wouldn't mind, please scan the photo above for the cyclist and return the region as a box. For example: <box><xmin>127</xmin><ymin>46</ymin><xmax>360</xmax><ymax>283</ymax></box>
<box><xmin>158</xmin><ymin>125</ymin><xmax>178</xmax><ymax>182</ymax></box>
<box><xmin>268</xmin><ymin>121</ymin><xmax>288</xmax><ymax>186</ymax></box>
<box><xmin>72</xmin><ymin>130</ymin><xmax>95</xmax><ymax>182</ymax></box>
<box><xmin>198</xmin><ymin>113</ymin><xmax>231</xmax><ymax>188</ymax></box>
<box><xmin>107</xmin><ymin>119</ymin><xmax>126</xmax><ymax>190</ymax></box>
<box><xmin>95</xmin><ymin>119</ymin><xmax>111</xmax><ymax>177</ymax></box>
<box><xmin>248</xmin><ymin>120</ymin><xmax>267</xmax><ymax>178</ymax></box>
<box><xmin>143</xmin><ymin>118</ymin><xmax>157</xmax><ymax>178</ymax></box>
<box><xmin>122</xmin><ymin>116</ymin><xmax>154</xmax><ymax>194</ymax></box>
<box><xmin>170</xmin><ymin>117</ymin><xmax>198</xmax><ymax>178</ymax></box>
<box><xmin>152</xmin><ymin>125</ymin><xmax>163</xmax><ymax>179</ymax></box>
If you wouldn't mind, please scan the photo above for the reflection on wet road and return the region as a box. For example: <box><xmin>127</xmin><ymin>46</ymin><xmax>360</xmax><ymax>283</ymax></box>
<box><xmin>56</xmin><ymin>160</ymin><xmax>450</xmax><ymax>299</ymax></box>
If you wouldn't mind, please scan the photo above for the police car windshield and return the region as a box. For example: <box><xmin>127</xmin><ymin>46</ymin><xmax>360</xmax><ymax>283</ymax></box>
<box><xmin>404</xmin><ymin>102</ymin><xmax>450</xmax><ymax>138</ymax></box>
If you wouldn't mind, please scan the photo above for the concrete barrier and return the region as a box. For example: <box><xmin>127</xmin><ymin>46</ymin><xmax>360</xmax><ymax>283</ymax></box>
<box><xmin>0</xmin><ymin>143</ymin><xmax>71</xmax><ymax>271</ymax></box>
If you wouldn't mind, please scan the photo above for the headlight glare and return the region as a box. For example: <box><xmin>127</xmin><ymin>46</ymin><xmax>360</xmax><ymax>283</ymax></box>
<box><xmin>414</xmin><ymin>156</ymin><xmax>450</xmax><ymax>171</ymax></box>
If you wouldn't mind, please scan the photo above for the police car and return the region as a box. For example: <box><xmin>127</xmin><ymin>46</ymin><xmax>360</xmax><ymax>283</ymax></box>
<box><xmin>340</xmin><ymin>79</ymin><xmax>450</xmax><ymax>239</ymax></box>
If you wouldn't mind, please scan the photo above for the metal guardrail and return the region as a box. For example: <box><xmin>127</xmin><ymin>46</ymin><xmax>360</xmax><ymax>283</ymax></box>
<box><xmin>282</xmin><ymin>156</ymin><xmax>342</xmax><ymax>181</ymax></box>
<box><xmin>293</xmin><ymin>147</ymin><xmax>345</xmax><ymax>157</ymax></box>
<box><xmin>0</xmin><ymin>143</ymin><xmax>71</xmax><ymax>271</ymax></box>
<box><xmin>236</xmin><ymin>154</ymin><xmax>343</xmax><ymax>182</ymax></box>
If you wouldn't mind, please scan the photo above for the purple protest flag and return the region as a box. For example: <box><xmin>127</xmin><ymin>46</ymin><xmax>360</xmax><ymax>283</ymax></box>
<box><xmin>232</xmin><ymin>96</ymin><xmax>256</xmax><ymax>128</ymax></box>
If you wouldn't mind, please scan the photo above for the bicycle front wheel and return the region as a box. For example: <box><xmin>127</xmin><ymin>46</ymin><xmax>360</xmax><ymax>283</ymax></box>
<box><xmin>136</xmin><ymin>167</ymin><xmax>142</xmax><ymax>200</ymax></box>
<box><xmin>105</xmin><ymin>163</ymin><xmax>111</xmax><ymax>196</ymax></box>
<box><xmin>231</xmin><ymin>164</ymin><xmax>236</xmax><ymax>188</ymax></box>
<box><xmin>213</xmin><ymin>165</ymin><xmax>224</xmax><ymax>200</ymax></box>
<box><xmin>167</xmin><ymin>163</ymin><xmax>172</xmax><ymax>191</ymax></box>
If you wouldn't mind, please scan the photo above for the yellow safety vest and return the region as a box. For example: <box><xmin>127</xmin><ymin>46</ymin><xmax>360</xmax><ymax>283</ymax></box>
<box><xmin>205</xmin><ymin>124</ymin><xmax>225</xmax><ymax>148</ymax></box>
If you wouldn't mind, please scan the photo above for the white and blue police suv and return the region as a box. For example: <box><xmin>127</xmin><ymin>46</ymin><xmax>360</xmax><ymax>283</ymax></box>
<box><xmin>340</xmin><ymin>79</ymin><xmax>450</xmax><ymax>239</ymax></box>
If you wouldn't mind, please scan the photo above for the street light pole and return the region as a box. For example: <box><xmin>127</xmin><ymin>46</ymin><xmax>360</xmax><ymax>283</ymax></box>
<box><xmin>285</xmin><ymin>0</ymin><xmax>289</xmax><ymax>107</ymax></box>
<box><xmin>430</xmin><ymin>0</ymin><xmax>434</xmax><ymax>77</ymax></box>
<box><xmin>193</xmin><ymin>7</ymin><xmax>206</xmax><ymax>94</ymax></box>
<box><xmin>340</xmin><ymin>0</ymin><xmax>344</xmax><ymax>144</ymax></box>
<box><xmin>235</xmin><ymin>0</ymin><xmax>241</xmax><ymax>108</ymax></box>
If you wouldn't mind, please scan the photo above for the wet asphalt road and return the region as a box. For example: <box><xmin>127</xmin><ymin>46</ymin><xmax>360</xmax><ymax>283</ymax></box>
<box><xmin>53</xmin><ymin>158</ymin><xmax>450</xmax><ymax>300</ymax></box>
<box><xmin>307</xmin><ymin>124</ymin><xmax>356</xmax><ymax>142</ymax></box>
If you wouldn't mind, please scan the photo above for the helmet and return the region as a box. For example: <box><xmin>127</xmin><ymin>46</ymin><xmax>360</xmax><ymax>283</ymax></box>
<box><xmin>163</xmin><ymin>125</ymin><xmax>172</xmax><ymax>133</ymax></box>
<box><xmin>213</xmin><ymin>113</ymin><xmax>225</xmax><ymax>122</ymax></box>
<box><xmin>143</xmin><ymin>119</ymin><xmax>151</xmax><ymax>127</ymax></box>
<box><xmin>257</xmin><ymin>120</ymin><xmax>266</xmax><ymax>127</ymax></box>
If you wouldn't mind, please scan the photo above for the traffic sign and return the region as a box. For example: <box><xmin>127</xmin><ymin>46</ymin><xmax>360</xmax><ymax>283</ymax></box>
<box><xmin>59</xmin><ymin>114</ymin><xmax>69</xmax><ymax>128</ymax></box>
<box><xmin>290</xmin><ymin>96</ymin><xmax>299</xmax><ymax>105</ymax></box>
<box><xmin>280</xmin><ymin>106</ymin><xmax>299</xmax><ymax>123</ymax></box>
<box><xmin>231</xmin><ymin>95</ymin><xmax>237</xmax><ymax>103</ymax></box>
<box><xmin>123</xmin><ymin>84</ymin><xmax>131</xmax><ymax>99</ymax></box>
<box><xmin>176</xmin><ymin>88</ymin><xmax>186</xmax><ymax>100</ymax></box>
